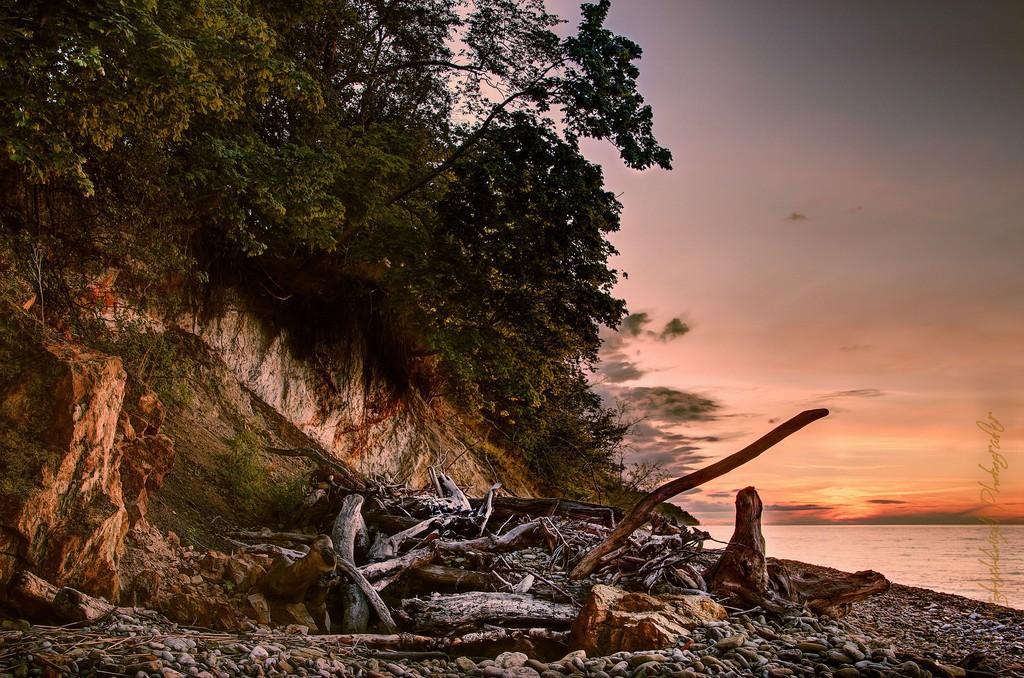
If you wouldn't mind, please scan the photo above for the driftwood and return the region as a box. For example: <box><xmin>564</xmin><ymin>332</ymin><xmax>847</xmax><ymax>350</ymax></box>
<box><xmin>8</xmin><ymin>571</ymin><xmax>117</xmax><ymax>623</ymax></box>
<box><xmin>333</xmin><ymin>495</ymin><xmax>370</xmax><ymax>633</ymax></box>
<box><xmin>230</xmin><ymin>530</ymin><xmax>318</xmax><ymax>545</ymax></box>
<box><xmin>473</xmin><ymin>483</ymin><xmax>501</xmax><ymax>536</ymax></box>
<box><xmin>261</xmin><ymin>535</ymin><xmax>338</xmax><ymax>603</ymax></box>
<box><xmin>403</xmin><ymin>592</ymin><xmax>575</xmax><ymax>632</ymax></box>
<box><xmin>703</xmin><ymin>486</ymin><xmax>798</xmax><ymax>614</ymax></box>
<box><xmin>409</xmin><ymin>564</ymin><xmax>497</xmax><ymax>593</ymax></box>
<box><xmin>474</xmin><ymin>497</ymin><xmax>621</xmax><ymax>528</ymax></box>
<box><xmin>435</xmin><ymin>470</ymin><xmax>471</xmax><ymax>511</ymax></box>
<box><xmin>786</xmin><ymin>564</ymin><xmax>890</xmax><ymax>617</ymax></box>
<box><xmin>361</xmin><ymin>548</ymin><xmax>436</xmax><ymax>586</ymax></box>
<box><xmin>368</xmin><ymin>517</ymin><xmax>436</xmax><ymax>560</ymax></box>
<box><xmin>705</xmin><ymin>486</ymin><xmax>889</xmax><ymax>617</ymax></box>
<box><xmin>335</xmin><ymin>559</ymin><xmax>399</xmax><ymax>632</ymax></box>
<box><xmin>435</xmin><ymin>519</ymin><xmax>549</xmax><ymax>554</ymax></box>
<box><xmin>570</xmin><ymin>409</ymin><xmax>830</xmax><ymax>579</ymax></box>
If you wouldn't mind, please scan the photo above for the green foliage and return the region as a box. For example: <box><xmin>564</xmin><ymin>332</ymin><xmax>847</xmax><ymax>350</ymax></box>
<box><xmin>266</xmin><ymin>473</ymin><xmax>308</xmax><ymax>521</ymax></box>
<box><xmin>219</xmin><ymin>427</ymin><xmax>266</xmax><ymax>507</ymax></box>
<box><xmin>0</xmin><ymin>0</ymin><xmax>672</xmax><ymax>495</ymax></box>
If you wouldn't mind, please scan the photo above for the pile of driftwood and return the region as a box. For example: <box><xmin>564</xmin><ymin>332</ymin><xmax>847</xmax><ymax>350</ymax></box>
<box><xmin>215</xmin><ymin>409</ymin><xmax>887</xmax><ymax>654</ymax></box>
<box><xmin>8</xmin><ymin>409</ymin><xmax>888</xmax><ymax>657</ymax></box>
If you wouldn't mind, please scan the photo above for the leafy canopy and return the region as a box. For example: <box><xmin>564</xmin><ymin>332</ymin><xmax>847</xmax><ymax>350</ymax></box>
<box><xmin>0</xmin><ymin>0</ymin><xmax>670</xmax><ymax>494</ymax></box>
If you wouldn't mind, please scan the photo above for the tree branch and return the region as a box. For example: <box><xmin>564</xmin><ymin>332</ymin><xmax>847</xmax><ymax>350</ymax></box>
<box><xmin>568</xmin><ymin>409</ymin><xmax>830</xmax><ymax>580</ymax></box>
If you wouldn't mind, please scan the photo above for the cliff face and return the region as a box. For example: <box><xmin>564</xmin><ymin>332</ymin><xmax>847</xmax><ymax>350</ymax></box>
<box><xmin>0</xmin><ymin>307</ymin><xmax>174</xmax><ymax>599</ymax></box>
<box><xmin>180</xmin><ymin>302</ymin><xmax>496</xmax><ymax>493</ymax></box>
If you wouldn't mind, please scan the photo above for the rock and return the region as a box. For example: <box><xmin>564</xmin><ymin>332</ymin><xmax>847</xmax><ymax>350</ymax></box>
<box><xmin>496</xmin><ymin>652</ymin><xmax>529</xmax><ymax>669</ymax></box>
<box><xmin>834</xmin><ymin>669</ymin><xmax>860</xmax><ymax>678</ymax></box>
<box><xmin>247</xmin><ymin>592</ymin><xmax>271</xmax><ymax>625</ymax></box>
<box><xmin>250</xmin><ymin>646</ymin><xmax>269</xmax><ymax>662</ymax></box>
<box><xmin>570</xmin><ymin>585</ymin><xmax>701</xmax><ymax>655</ymax></box>
<box><xmin>199</xmin><ymin>551</ymin><xmax>230</xmax><ymax>583</ymax></box>
<box><xmin>662</xmin><ymin>594</ymin><xmax>729</xmax><ymax>624</ymax></box>
<box><xmin>797</xmin><ymin>642</ymin><xmax>828</xmax><ymax>653</ymax></box>
<box><xmin>898</xmin><ymin>660</ymin><xmax>922</xmax><ymax>677</ymax></box>
<box><xmin>714</xmin><ymin>634</ymin><xmax>746</xmax><ymax>651</ymax></box>
<box><xmin>455</xmin><ymin>656</ymin><xmax>477</xmax><ymax>672</ymax></box>
<box><xmin>225</xmin><ymin>556</ymin><xmax>266</xmax><ymax>593</ymax></box>
<box><xmin>0</xmin><ymin>316</ymin><xmax>175</xmax><ymax>601</ymax></box>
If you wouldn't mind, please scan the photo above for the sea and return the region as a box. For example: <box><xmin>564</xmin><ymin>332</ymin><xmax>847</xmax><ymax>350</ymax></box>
<box><xmin>702</xmin><ymin>524</ymin><xmax>1024</xmax><ymax>610</ymax></box>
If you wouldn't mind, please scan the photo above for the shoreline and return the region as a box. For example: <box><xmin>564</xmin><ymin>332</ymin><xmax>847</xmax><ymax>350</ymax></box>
<box><xmin>782</xmin><ymin>559</ymin><xmax>1024</xmax><ymax>672</ymax></box>
<box><xmin>2</xmin><ymin>557</ymin><xmax>1022</xmax><ymax>677</ymax></box>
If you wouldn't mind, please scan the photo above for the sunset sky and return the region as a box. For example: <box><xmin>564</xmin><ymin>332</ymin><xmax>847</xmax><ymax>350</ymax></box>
<box><xmin>553</xmin><ymin>0</ymin><xmax>1024</xmax><ymax>524</ymax></box>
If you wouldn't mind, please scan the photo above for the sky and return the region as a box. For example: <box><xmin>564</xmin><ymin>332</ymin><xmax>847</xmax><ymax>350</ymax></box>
<box><xmin>550</xmin><ymin>0</ymin><xmax>1024</xmax><ymax>525</ymax></box>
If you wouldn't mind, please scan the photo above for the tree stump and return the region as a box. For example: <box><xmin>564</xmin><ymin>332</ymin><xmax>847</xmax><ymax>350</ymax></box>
<box><xmin>704</xmin><ymin>487</ymin><xmax>890</xmax><ymax>617</ymax></box>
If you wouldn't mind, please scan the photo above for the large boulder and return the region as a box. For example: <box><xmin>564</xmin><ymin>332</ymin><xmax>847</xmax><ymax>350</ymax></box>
<box><xmin>570</xmin><ymin>584</ymin><xmax>727</xmax><ymax>655</ymax></box>
<box><xmin>0</xmin><ymin>308</ymin><xmax>174</xmax><ymax>601</ymax></box>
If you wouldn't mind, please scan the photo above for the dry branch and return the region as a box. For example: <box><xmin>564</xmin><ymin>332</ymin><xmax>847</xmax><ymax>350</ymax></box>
<box><xmin>570</xmin><ymin>409</ymin><xmax>829</xmax><ymax>579</ymax></box>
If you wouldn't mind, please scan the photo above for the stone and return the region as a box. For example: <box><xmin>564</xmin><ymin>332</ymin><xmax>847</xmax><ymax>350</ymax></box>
<box><xmin>455</xmin><ymin>657</ymin><xmax>477</xmax><ymax>672</ymax></box>
<box><xmin>834</xmin><ymin>669</ymin><xmax>860</xmax><ymax>678</ymax></box>
<box><xmin>714</xmin><ymin>634</ymin><xmax>746</xmax><ymax>651</ymax></box>
<box><xmin>496</xmin><ymin>652</ymin><xmax>529</xmax><ymax>669</ymax></box>
<box><xmin>0</xmin><ymin>317</ymin><xmax>175</xmax><ymax>601</ymax></box>
<box><xmin>225</xmin><ymin>556</ymin><xmax>266</xmax><ymax>593</ymax></box>
<box><xmin>247</xmin><ymin>593</ymin><xmax>271</xmax><ymax>625</ymax></box>
<box><xmin>199</xmin><ymin>551</ymin><xmax>230</xmax><ymax>582</ymax></box>
<box><xmin>571</xmin><ymin>585</ymin><xmax>710</xmax><ymax>655</ymax></box>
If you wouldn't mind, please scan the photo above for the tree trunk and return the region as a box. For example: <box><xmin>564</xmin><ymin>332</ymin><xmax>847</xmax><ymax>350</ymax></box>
<box><xmin>404</xmin><ymin>592</ymin><xmax>575</xmax><ymax>633</ymax></box>
<box><xmin>332</xmin><ymin>495</ymin><xmax>370</xmax><ymax>633</ymax></box>
<box><xmin>409</xmin><ymin>564</ymin><xmax>497</xmax><ymax>593</ymax></box>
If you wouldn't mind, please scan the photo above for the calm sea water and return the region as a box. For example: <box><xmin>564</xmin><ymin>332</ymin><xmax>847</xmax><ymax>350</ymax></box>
<box><xmin>703</xmin><ymin>525</ymin><xmax>1024</xmax><ymax>610</ymax></box>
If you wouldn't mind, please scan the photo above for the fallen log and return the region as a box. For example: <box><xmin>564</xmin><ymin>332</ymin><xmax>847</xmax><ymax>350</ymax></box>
<box><xmin>333</xmin><ymin>494</ymin><xmax>370</xmax><ymax>633</ymax></box>
<box><xmin>435</xmin><ymin>470</ymin><xmax>471</xmax><ymax>511</ymax></box>
<box><xmin>230</xmin><ymin>530</ymin><xmax>318</xmax><ymax>545</ymax></box>
<box><xmin>7</xmin><ymin>571</ymin><xmax>117</xmax><ymax>623</ymax></box>
<box><xmin>785</xmin><ymin>564</ymin><xmax>890</xmax><ymax>617</ymax></box>
<box><xmin>403</xmin><ymin>592</ymin><xmax>576</xmax><ymax>633</ymax></box>
<box><xmin>368</xmin><ymin>517</ymin><xmax>436</xmax><ymax>560</ymax></box>
<box><xmin>360</xmin><ymin>548</ymin><xmax>436</xmax><ymax>587</ymax></box>
<box><xmin>409</xmin><ymin>564</ymin><xmax>497</xmax><ymax>593</ymax></box>
<box><xmin>570</xmin><ymin>409</ymin><xmax>829</xmax><ymax>580</ymax></box>
<box><xmin>474</xmin><ymin>483</ymin><xmax>501</xmax><ymax>536</ymax></box>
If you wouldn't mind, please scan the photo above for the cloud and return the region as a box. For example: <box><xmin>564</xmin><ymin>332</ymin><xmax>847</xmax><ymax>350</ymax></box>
<box><xmin>621</xmin><ymin>312</ymin><xmax>652</xmax><ymax>337</ymax></box>
<box><xmin>867</xmin><ymin>499</ymin><xmax>908</xmax><ymax>505</ymax></box>
<box><xmin>839</xmin><ymin>344</ymin><xmax>870</xmax><ymax>352</ymax></box>
<box><xmin>659</xmin><ymin>318</ymin><xmax>690</xmax><ymax>340</ymax></box>
<box><xmin>599</xmin><ymin>354</ymin><xmax>646</xmax><ymax>383</ymax></box>
<box><xmin>765</xmin><ymin>502</ymin><xmax>834</xmax><ymax>512</ymax></box>
<box><xmin>812</xmin><ymin>388</ymin><xmax>885</xmax><ymax>401</ymax></box>
<box><xmin>785</xmin><ymin>211</ymin><xmax>809</xmax><ymax>221</ymax></box>
<box><xmin>618</xmin><ymin>386</ymin><xmax>719</xmax><ymax>424</ymax></box>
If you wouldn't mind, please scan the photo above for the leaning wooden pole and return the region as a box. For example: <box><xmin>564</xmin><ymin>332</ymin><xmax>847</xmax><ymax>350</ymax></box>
<box><xmin>569</xmin><ymin>408</ymin><xmax>829</xmax><ymax>580</ymax></box>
